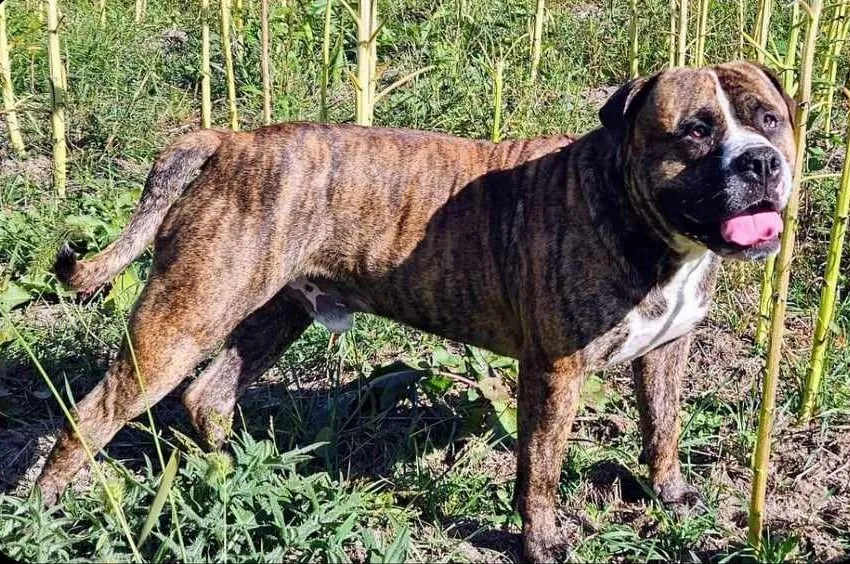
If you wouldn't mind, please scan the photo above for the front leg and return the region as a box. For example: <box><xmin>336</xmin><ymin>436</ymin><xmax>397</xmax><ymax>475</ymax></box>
<box><xmin>516</xmin><ymin>355</ymin><xmax>584</xmax><ymax>563</ymax></box>
<box><xmin>631</xmin><ymin>334</ymin><xmax>700</xmax><ymax>505</ymax></box>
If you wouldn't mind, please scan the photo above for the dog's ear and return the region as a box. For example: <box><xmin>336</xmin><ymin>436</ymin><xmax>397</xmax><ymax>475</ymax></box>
<box><xmin>753</xmin><ymin>63</ymin><xmax>797</xmax><ymax>129</ymax></box>
<box><xmin>599</xmin><ymin>73</ymin><xmax>660</xmax><ymax>140</ymax></box>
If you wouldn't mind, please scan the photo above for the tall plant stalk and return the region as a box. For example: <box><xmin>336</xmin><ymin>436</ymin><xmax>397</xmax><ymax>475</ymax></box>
<box><xmin>354</xmin><ymin>0</ymin><xmax>376</xmax><ymax>125</ymax></box>
<box><xmin>752</xmin><ymin>0</ymin><xmax>773</xmax><ymax>62</ymax></box>
<box><xmin>261</xmin><ymin>0</ymin><xmax>271</xmax><ymax>125</ymax></box>
<box><xmin>676</xmin><ymin>0</ymin><xmax>688</xmax><ymax>66</ymax></box>
<box><xmin>800</xmin><ymin>91</ymin><xmax>850</xmax><ymax>422</ymax></box>
<box><xmin>135</xmin><ymin>0</ymin><xmax>145</xmax><ymax>23</ymax></box>
<box><xmin>737</xmin><ymin>0</ymin><xmax>745</xmax><ymax>59</ymax></box>
<box><xmin>530</xmin><ymin>0</ymin><xmax>545</xmax><ymax>83</ymax></box>
<box><xmin>221</xmin><ymin>0</ymin><xmax>239</xmax><ymax>130</ymax></box>
<box><xmin>320</xmin><ymin>0</ymin><xmax>333</xmax><ymax>121</ymax></box>
<box><xmin>629</xmin><ymin>0</ymin><xmax>639</xmax><ymax>77</ymax></box>
<box><xmin>0</xmin><ymin>2</ymin><xmax>26</xmax><ymax>157</ymax></box>
<box><xmin>755</xmin><ymin>1</ymin><xmax>803</xmax><ymax>347</ymax></box>
<box><xmin>820</xmin><ymin>0</ymin><xmax>849</xmax><ymax>135</ymax></box>
<box><xmin>694</xmin><ymin>0</ymin><xmax>709</xmax><ymax>65</ymax></box>
<box><xmin>98</xmin><ymin>0</ymin><xmax>106</xmax><ymax>26</ymax></box>
<box><xmin>491</xmin><ymin>58</ymin><xmax>504</xmax><ymax>143</ymax></box>
<box><xmin>669</xmin><ymin>0</ymin><xmax>677</xmax><ymax>66</ymax></box>
<box><xmin>47</xmin><ymin>0</ymin><xmax>66</xmax><ymax>197</ymax></box>
<box><xmin>748</xmin><ymin>0</ymin><xmax>822</xmax><ymax>551</ymax></box>
<box><xmin>201</xmin><ymin>0</ymin><xmax>212</xmax><ymax>128</ymax></box>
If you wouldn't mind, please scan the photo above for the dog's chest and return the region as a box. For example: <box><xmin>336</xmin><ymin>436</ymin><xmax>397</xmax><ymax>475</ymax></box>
<box><xmin>604</xmin><ymin>252</ymin><xmax>713</xmax><ymax>367</ymax></box>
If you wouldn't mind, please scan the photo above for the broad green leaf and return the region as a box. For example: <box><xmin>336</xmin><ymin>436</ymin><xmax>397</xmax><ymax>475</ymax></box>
<box><xmin>0</xmin><ymin>282</ymin><xmax>32</xmax><ymax>312</ymax></box>
<box><xmin>104</xmin><ymin>266</ymin><xmax>143</xmax><ymax>313</ymax></box>
<box><xmin>138</xmin><ymin>450</ymin><xmax>180</xmax><ymax>548</ymax></box>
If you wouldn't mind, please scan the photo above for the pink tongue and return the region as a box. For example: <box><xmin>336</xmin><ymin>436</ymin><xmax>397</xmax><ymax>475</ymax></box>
<box><xmin>720</xmin><ymin>211</ymin><xmax>783</xmax><ymax>246</ymax></box>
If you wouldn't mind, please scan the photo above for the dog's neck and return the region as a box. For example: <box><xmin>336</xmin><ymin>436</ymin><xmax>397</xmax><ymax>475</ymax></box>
<box><xmin>576</xmin><ymin>129</ymin><xmax>708</xmax><ymax>287</ymax></box>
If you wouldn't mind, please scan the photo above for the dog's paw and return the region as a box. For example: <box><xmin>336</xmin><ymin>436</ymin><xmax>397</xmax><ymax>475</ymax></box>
<box><xmin>656</xmin><ymin>478</ymin><xmax>706</xmax><ymax>515</ymax></box>
<box><xmin>523</xmin><ymin>525</ymin><xmax>571</xmax><ymax>563</ymax></box>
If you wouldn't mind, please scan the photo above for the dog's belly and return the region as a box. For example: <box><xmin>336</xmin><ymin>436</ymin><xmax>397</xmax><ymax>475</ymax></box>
<box><xmin>284</xmin><ymin>275</ymin><xmax>522</xmax><ymax>356</ymax></box>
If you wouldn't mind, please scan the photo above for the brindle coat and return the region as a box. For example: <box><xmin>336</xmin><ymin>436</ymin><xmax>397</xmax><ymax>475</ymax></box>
<box><xmin>38</xmin><ymin>62</ymin><xmax>796</xmax><ymax>562</ymax></box>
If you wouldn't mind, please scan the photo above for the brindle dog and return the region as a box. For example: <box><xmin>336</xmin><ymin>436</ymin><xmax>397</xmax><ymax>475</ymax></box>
<box><xmin>38</xmin><ymin>62</ymin><xmax>796</xmax><ymax>561</ymax></box>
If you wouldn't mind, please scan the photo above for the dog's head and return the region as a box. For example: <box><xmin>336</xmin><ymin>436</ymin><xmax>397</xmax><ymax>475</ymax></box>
<box><xmin>600</xmin><ymin>61</ymin><xmax>796</xmax><ymax>260</ymax></box>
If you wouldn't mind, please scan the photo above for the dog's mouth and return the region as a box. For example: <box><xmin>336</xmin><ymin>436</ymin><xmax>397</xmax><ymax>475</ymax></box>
<box><xmin>718</xmin><ymin>201</ymin><xmax>783</xmax><ymax>250</ymax></box>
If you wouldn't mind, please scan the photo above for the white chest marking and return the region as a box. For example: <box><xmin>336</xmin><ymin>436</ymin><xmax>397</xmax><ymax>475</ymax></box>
<box><xmin>607</xmin><ymin>251</ymin><xmax>712</xmax><ymax>366</ymax></box>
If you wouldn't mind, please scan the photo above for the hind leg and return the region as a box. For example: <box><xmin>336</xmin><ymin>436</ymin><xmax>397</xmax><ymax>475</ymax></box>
<box><xmin>35</xmin><ymin>266</ymin><xmax>275</xmax><ymax>505</ymax></box>
<box><xmin>183</xmin><ymin>292</ymin><xmax>312</xmax><ymax>448</ymax></box>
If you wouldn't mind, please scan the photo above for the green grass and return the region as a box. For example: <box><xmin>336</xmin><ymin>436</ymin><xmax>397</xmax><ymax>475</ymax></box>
<box><xmin>1</xmin><ymin>0</ymin><xmax>850</xmax><ymax>561</ymax></box>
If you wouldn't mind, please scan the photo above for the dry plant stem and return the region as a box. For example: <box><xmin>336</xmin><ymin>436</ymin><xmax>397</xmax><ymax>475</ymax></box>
<box><xmin>800</xmin><ymin>94</ymin><xmax>850</xmax><ymax>421</ymax></box>
<box><xmin>0</xmin><ymin>2</ymin><xmax>26</xmax><ymax>157</ymax></box>
<box><xmin>320</xmin><ymin>0</ymin><xmax>333</xmax><ymax>121</ymax></box>
<box><xmin>669</xmin><ymin>0</ymin><xmax>677</xmax><ymax>66</ymax></box>
<box><xmin>99</xmin><ymin>0</ymin><xmax>106</xmax><ymax>26</ymax></box>
<box><xmin>676</xmin><ymin>0</ymin><xmax>688</xmax><ymax>66</ymax></box>
<box><xmin>491</xmin><ymin>58</ymin><xmax>503</xmax><ymax>143</ymax></box>
<box><xmin>201</xmin><ymin>0</ymin><xmax>212</xmax><ymax>128</ymax></box>
<box><xmin>221</xmin><ymin>0</ymin><xmax>239</xmax><ymax>130</ymax></box>
<box><xmin>695</xmin><ymin>0</ymin><xmax>709</xmax><ymax>66</ymax></box>
<box><xmin>531</xmin><ymin>0</ymin><xmax>545</xmax><ymax>83</ymax></box>
<box><xmin>629</xmin><ymin>0</ymin><xmax>639</xmax><ymax>77</ymax></box>
<box><xmin>748</xmin><ymin>0</ymin><xmax>822</xmax><ymax>551</ymax></box>
<box><xmin>47</xmin><ymin>0</ymin><xmax>66</xmax><ymax>197</ymax></box>
<box><xmin>737</xmin><ymin>0</ymin><xmax>745</xmax><ymax>59</ymax></box>
<box><xmin>135</xmin><ymin>0</ymin><xmax>145</xmax><ymax>23</ymax></box>
<box><xmin>261</xmin><ymin>0</ymin><xmax>271</xmax><ymax>125</ymax></box>
<box><xmin>753</xmin><ymin>0</ymin><xmax>773</xmax><ymax>62</ymax></box>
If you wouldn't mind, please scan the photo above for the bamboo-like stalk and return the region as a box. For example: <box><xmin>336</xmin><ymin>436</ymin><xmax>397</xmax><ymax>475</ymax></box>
<box><xmin>669</xmin><ymin>0</ymin><xmax>677</xmax><ymax>66</ymax></box>
<box><xmin>234</xmin><ymin>0</ymin><xmax>244</xmax><ymax>36</ymax></box>
<box><xmin>629</xmin><ymin>0</ymin><xmax>639</xmax><ymax>77</ymax></box>
<box><xmin>748</xmin><ymin>0</ymin><xmax>822</xmax><ymax>551</ymax></box>
<box><xmin>784</xmin><ymin>0</ymin><xmax>802</xmax><ymax>90</ymax></box>
<box><xmin>676</xmin><ymin>0</ymin><xmax>688</xmax><ymax>66</ymax></box>
<box><xmin>755</xmin><ymin>0</ymin><xmax>803</xmax><ymax>347</ymax></box>
<box><xmin>261</xmin><ymin>0</ymin><xmax>271</xmax><ymax>125</ymax></box>
<box><xmin>135</xmin><ymin>0</ymin><xmax>145</xmax><ymax>23</ymax></box>
<box><xmin>0</xmin><ymin>2</ymin><xmax>26</xmax><ymax>157</ymax></box>
<box><xmin>491</xmin><ymin>58</ymin><xmax>503</xmax><ymax>143</ymax></box>
<box><xmin>367</xmin><ymin>0</ymin><xmax>377</xmax><ymax>115</ymax></box>
<box><xmin>752</xmin><ymin>0</ymin><xmax>773</xmax><ymax>63</ymax></box>
<box><xmin>530</xmin><ymin>0</ymin><xmax>545</xmax><ymax>83</ymax></box>
<box><xmin>201</xmin><ymin>0</ymin><xmax>212</xmax><ymax>128</ymax></box>
<box><xmin>221</xmin><ymin>0</ymin><xmax>239</xmax><ymax>130</ymax></box>
<box><xmin>694</xmin><ymin>0</ymin><xmax>709</xmax><ymax>66</ymax></box>
<box><xmin>320</xmin><ymin>0</ymin><xmax>333</xmax><ymax>121</ymax></box>
<box><xmin>47</xmin><ymin>0</ymin><xmax>66</xmax><ymax>197</ymax></box>
<box><xmin>820</xmin><ymin>0</ymin><xmax>849</xmax><ymax>135</ymax></box>
<box><xmin>355</xmin><ymin>0</ymin><xmax>374</xmax><ymax>126</ymax></box>
<box><xmin>737</xmin><ymin>0</ymin><xmax>745</xmax><ymax>60</ymax></box>
<box><xmin>800</xmin><ymin>92</ymin><xmax>850</xmax><ymax>422</ymax></box>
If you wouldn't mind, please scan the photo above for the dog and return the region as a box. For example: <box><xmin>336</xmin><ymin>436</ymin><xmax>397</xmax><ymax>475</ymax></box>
<box><xmin>37</xmin><ymin>61</ymin><xmax>795</xmax><ymax>561</ymax></box>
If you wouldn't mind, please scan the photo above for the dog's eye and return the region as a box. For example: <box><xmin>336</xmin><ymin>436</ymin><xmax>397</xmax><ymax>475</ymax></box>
<box><xmin>763</xmin><ymin>113</ymin><xmax>779</xmax><ymax>129</ymax></box>
<box><xmin>688</xmin><ymin>124</ymin><xmax>710</xmax><ymax>139</ymax></box>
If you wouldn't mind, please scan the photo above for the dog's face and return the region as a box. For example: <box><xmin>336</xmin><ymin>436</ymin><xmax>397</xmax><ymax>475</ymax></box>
<box><xmin>601</xmin><ymin>62</ymin><xmax>796</xmax><ymax>260</ymax></box>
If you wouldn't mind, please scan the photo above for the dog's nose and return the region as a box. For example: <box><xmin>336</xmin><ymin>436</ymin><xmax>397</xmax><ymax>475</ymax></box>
<box><xmin>733</xmin><ymin>146</ymin><xmax>782</xmax><ymax>184</ymax></box>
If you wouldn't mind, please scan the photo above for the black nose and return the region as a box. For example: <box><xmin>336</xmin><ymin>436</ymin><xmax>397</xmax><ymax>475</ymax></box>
<box><xmin>733</xmin><ymin>146</ymin><xmax>782</xmax><ymax>184</ymax></box>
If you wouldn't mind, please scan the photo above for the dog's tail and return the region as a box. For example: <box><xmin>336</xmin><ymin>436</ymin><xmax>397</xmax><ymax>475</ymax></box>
<box><xmin>56</xmin><ymin>129</ymin><xmax>225</xmax><ymax>292</ymax></box>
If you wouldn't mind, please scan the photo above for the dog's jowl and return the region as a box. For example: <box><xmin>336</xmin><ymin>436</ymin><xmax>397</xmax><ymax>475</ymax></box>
<box><xmin>39</xmin><ymin>62</ymin><xmax>796</xmax><ymax>562</ymax></box>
